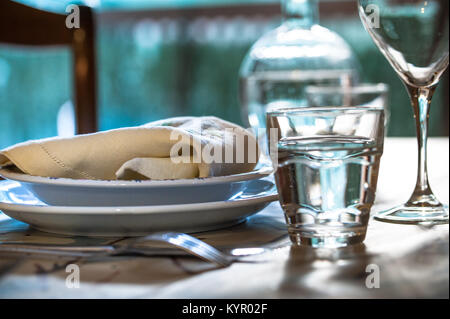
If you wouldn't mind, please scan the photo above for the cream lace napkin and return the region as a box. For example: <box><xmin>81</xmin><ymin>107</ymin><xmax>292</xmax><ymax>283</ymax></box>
<box><xmin>0</xmin><ymin>117</ymin><xmax>258</xmax><ymax>180</ymax></box>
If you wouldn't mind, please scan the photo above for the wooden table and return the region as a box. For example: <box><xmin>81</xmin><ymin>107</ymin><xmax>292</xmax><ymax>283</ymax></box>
<box><xmin>0</xmin><ymin>138</ymin><xmax>448</xmax><ymax>299</ymax></box>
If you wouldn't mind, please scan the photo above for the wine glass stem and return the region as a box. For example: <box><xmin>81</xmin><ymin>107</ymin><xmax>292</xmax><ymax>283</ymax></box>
<box><xmin>405</xmin><ymin>84</ymin><xmax>441</xmax><ymax>207</ymax></box>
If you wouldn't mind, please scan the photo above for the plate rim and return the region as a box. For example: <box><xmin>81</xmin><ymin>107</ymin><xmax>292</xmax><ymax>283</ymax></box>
<box><xmin>0</xmin><ymin>165</ymin><xmax>273</xmax><ymax>188</ymax></box>
<box><xmin>0</xmin><ymin>182</ymin><xmax>278</xmax><ymax>215</ymax></box>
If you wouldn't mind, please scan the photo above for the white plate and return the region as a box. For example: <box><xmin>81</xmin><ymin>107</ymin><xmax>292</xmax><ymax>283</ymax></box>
<box><xmin>0</xmin><ymin>179</ymin><xmax>278</xmax><ymax>236</ymax></box>
<box><xmin>0</xmin><ymin>165</ymin><xmax>273</xmax><ymax>206</ymax></box>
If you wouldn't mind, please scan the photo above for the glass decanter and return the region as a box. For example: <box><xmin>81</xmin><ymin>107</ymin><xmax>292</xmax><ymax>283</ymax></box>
<box><xmin>239</xmin><ymin>0</ymin><xmax>361</xmax><ymax>151</ymax></box>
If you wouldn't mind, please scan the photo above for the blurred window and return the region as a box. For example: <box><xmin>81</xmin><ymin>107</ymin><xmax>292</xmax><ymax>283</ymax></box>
<box><xmin>0</xmin><ymin>0</ymin><xmax>448</xmax><ymax>148</ymax></box>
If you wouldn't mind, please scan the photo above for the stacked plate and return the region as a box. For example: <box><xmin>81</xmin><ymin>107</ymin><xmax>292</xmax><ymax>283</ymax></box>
<box><xmin>0</xmin><ymin>165</ymin><xmax>277</xmax><ymax>237</ymax></box>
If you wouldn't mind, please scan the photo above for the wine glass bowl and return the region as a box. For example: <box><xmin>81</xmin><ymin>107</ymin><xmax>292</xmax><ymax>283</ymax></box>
<box><xmin>359</xmin><ymin>0</ymin><xmax>449</xmax><ymax>87</ymax></box>
<box><xmin>358</xmin><ymin>0</ymin><xmax>449</xmax><ymax>225</ymax></box>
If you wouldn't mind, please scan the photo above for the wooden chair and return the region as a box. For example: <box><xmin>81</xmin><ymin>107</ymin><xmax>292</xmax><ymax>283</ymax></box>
<box><xmin>0</xmin><ymin>0</ymin><xmax>97</xmax><ymax>134</ymax></box>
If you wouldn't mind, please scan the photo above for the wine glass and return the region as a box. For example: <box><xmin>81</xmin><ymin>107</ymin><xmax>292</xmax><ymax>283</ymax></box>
<box><xmin>358</xmin><ymin>0</ymin><xmax>449</xmax><ymax>224</ymax></box>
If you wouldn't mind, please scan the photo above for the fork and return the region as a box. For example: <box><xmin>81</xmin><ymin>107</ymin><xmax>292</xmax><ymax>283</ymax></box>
<box><xmin>114</xmin><ymin>232</ymin><xmax>235</xmax><ymax>267</ymax></box>
<box><xmin>0</xmin><ymin>232</ymin><xmax>282</xmax><ymax>267</ymax></box>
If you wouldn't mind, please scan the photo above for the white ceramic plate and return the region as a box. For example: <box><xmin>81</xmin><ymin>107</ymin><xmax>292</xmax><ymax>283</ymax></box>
<box><xmin>0</xmin><ymin>165</ymin><xmax>273</xmax><ymax>206</ymax></box>
<box><xmin>0</xmin><ymin>179</ymin><xmax>278</xmax><ymax>236</ymax></box>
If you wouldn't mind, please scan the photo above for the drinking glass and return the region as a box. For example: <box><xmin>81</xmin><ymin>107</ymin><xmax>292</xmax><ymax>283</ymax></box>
<box><xmin>305</xmin><ymin>83</ymin><xmax>390</xmax><ymax>128</ymax></box>
<box><xmin>358</xmin><ymin>0</ymin><xmax>449</xmax><ymax>224</ymax></box>
<box><xmin>267</xmin><ymin>107</ymin><xmax>385</xmax><ymax>247</ymax></box>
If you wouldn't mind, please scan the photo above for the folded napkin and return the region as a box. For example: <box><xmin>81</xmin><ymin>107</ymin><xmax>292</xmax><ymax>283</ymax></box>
<box><xmin>0</xmin><ymin>116</ymin><xmax>259</xmax><ymax>180</ymax></box>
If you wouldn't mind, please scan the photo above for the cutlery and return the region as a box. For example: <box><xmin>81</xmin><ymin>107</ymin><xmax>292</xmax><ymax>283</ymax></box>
<box><xmin>0</xmin><ymin>232</ymin><xmax>288</xmax><ymax>267</ymax></box>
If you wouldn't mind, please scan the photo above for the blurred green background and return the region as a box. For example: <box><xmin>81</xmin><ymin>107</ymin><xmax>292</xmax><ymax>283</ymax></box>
<box><xmin>0</xmin><ymin>0</ymin><xmax>448</xmax><ymax>149</ymax></box>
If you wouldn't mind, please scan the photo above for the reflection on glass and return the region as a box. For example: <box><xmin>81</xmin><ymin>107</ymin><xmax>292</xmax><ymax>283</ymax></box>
<box><xmin>305</xmin><ymin>83</ymin><xmax>390</xmax><ymax>130</ymax></box>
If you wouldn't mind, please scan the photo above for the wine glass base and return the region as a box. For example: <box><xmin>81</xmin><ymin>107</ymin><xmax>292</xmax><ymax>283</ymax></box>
<box><xmin>375</xmin><ymin>205</ymin><xmax>449</xmax><ymax>225</ymax></box>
